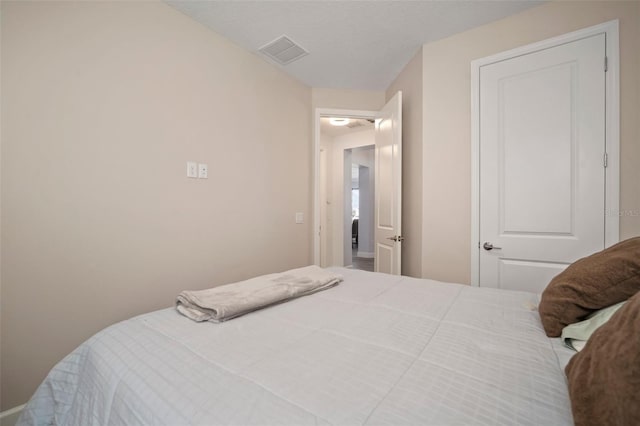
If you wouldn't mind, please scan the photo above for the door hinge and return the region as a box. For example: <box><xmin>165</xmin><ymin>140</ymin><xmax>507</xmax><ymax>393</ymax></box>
<box><xmin>603</xmin><ymin>152</ymin><xmax>608</xmax><ymax>168</ymax></box>
<box><xmin>604</xmin><ymin>56</ymin><xmax>608</xmax><ymax>72</ymax></box>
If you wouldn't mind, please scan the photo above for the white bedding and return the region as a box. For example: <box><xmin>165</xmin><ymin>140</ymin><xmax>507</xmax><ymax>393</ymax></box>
<box><xmin>19</xmin><ymin>268</ymin><xmax>575</xmax><ymax>425</ymax></box>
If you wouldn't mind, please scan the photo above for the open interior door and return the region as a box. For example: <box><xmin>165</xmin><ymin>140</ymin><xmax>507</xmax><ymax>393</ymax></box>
<box><xmin>374</xmin><ymin>91</ymin><xmax>402</xmax><ymax>274</ymax></box>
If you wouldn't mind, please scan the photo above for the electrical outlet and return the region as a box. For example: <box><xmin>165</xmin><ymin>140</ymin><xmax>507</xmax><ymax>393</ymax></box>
<box><xmin>198</xmin><ymin>163</ymin><xmax>208</xmax><ymax>179</ymax></box>
<box><xmin>186</xmin><ymin>162</ymin><xmax>197</xmax><ymax>178</ymax></box>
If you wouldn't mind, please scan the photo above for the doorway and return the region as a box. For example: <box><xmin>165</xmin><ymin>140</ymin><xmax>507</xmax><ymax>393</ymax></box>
<box><xmin>318</xmin><ymin>114</ymin><xmax>375</xmax><ymax>270</ymax></box>
<box><xmin>314</xmin><ymin>93</ymin><xmax>403</xmax><ymax>274</ymax></box>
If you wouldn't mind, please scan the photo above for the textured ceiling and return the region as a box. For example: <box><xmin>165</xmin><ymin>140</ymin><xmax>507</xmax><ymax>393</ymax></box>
<box><xmin>166</xmin><ymin>0</ymin><xmax>544</xmax><ymax>91</ymax></box>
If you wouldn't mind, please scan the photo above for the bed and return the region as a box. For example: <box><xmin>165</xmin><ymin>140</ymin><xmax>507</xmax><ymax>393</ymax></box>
<box><xmin>18</xmin><ymin>267</ymin><xmax>579</xmax><ymax>426</ymax></box>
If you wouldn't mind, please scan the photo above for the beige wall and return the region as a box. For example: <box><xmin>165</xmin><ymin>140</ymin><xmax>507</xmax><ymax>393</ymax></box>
<box><xmin>421</xmin><ymin>0</ymin><xmax>640</xmax><ymax>284</ymax></box>
<box><xmin>386</xmin><ymin>48</ymin><xmax>423</xmax><ymax>278</ymax></box>
<box><xmin>311</xmin><ymin>88</ymin><xmax>385</xmax><ymax>111</ymax></box>
<box><xmin>0</xmin><ymin>1</ymin><xmax>311</xmax><ymax>410</ymax></box>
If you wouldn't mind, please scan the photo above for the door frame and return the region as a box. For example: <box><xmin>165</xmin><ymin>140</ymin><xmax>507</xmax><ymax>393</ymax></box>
<box><xmin>470</xmin><ymin>20</ymin><xmax>620</xmax><ymax>286</ymax></box>
<box><xmin>313</xmin><ymin>108</ymin><xmax>378</xmax><ymax>265</ymax></box>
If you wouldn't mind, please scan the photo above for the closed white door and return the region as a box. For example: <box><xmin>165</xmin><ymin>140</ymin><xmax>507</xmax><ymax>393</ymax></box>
<box><xmin>375</xmin><ymin>91</ymin><xmax>402</xmax><ymax>275</ymax></box>
<box><xmin>479</xmin><ymin>34</ymin><xmax>606</xmax><ymax>292</ymax></box>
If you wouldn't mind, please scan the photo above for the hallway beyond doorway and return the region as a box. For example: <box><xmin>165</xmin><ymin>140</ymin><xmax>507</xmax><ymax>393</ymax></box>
<box><xmin>350</xmin><ymin>246</ymin><xmax>373</xmax><ymax>272</ymax></box>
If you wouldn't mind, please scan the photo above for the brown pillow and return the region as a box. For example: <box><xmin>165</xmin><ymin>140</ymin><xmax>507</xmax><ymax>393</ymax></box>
<box><xmin>565</xmin><ymin>291</ymin><xmax>640</xmax><ymax>426</ymax></box>
<box><xmin>539</xmin><ymin>237</ymin><xmax>640</xmax><ymax>337</ymax></box>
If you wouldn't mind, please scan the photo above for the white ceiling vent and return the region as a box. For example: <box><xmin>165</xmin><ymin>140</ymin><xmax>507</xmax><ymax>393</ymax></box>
<box><xmin>258</xmin><ymin>35</ymin><xmax>308</xmax><ymax>65</ymax></box>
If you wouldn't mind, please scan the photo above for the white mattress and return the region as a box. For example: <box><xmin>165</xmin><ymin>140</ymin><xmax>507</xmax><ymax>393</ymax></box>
<box><xmin>19</xmin><ymin>268</ymin><xmax>575</xmax><ymax>425</ymax></box>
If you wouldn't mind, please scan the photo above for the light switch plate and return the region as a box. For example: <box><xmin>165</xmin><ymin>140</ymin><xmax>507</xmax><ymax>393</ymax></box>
<box><xmin>187</xmin><ymin>162</ymin><xmax>197</xmax><ymax>178</ymax></box>
<box><xmin>198</xmin><ymin>163</ymin><xmax>208</xmax><ymax>179</ymax></box>
<box><xmin>295</xmin><ymin>212</ymin><xmax>304</xmax><ymax>224</ymax></box>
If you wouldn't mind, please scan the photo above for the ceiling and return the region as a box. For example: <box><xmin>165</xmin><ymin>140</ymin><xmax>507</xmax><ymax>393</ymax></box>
<box><xmin>165</xmin><ymin>0</ymin><xmax>544</xmax><ymax>91</ymax></box>
<box><xmin>320</xmin><ymin>117</ymin><xmax>374</xmax><ymax>138</ymax></box>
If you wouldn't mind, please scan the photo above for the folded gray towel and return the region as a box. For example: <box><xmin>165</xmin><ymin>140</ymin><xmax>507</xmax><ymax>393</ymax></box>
<box><xmin>176</xmin><ymin>265</ymin><xmax>342</xmax><ymax>322</ymax></box>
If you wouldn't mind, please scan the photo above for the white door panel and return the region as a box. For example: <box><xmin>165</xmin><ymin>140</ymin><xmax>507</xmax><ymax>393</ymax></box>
<box><xmin>480</xmin><ymin>34</ymin><xmax>606</xmax><ymax>292</ymax></box>
<box><xmin>497</xmin><ymin>259</ymin><xmax>568</xmax><ymax>293</ymax></box>
<box><xmin>376</xmin><ymin>244</ymin><xmax>393</xmax><ymax>274</ymax></box>
<box><xmin>501</xmin><ymin>63</ymin><xmax>574</xmax><ymax>234</ymax></box>
<box><xmin>375</xmin><ymin>92</ymin><xmax>402</xmax><ymax>275</ymax></box>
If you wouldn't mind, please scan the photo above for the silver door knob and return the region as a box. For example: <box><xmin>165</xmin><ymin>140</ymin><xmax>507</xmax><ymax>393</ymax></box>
<box><xmin>387</xmin><ymin>236</ymin><xmax>405</xmax><ymax>242</ymax></box>
<box><xmin>483</xmin><ymin>242</ymin><xmax>502</xmax><ymax>251</ymax></box>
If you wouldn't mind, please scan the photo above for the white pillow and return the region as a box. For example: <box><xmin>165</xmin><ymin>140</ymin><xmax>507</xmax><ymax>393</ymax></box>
<box><xmin>561</xmin><ymin>300</ymin><xmax>627</xmax><ymax>351</ymax></box>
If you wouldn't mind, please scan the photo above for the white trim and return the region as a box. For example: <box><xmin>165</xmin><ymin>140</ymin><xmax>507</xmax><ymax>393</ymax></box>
<box><xmin>470</xmin><ymin>63</ymin><xmax>480</xmax><ymax>286</ymax></box>
<box><xmin>603</xmin><ymin>22</ymin><xmax>620</xmax><ymax>248</ymax></box>
<box><xmin>470</xmin><ymin>20</ymin><xmax>620</xmax><ymax>286</ymax></box>
<box><xmin>0</xmin><ymin>404</ymin><xmax>25</xmax><ymax>425</ymax></box>
<box><xmin>313</xmin><ymin>108</ymin><xmax>378</xmax><ymax>265</ymax></box>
